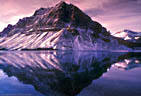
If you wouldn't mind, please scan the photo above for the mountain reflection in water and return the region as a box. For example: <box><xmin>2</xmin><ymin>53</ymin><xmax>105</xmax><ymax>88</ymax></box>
<box><xmin>0</xmin><ymin>51</ymin><xmax>140</xmax><ymax>96</ymax></box>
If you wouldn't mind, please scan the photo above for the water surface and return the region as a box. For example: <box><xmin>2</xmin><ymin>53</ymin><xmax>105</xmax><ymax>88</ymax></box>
<box><xmin>0</xmin><ymin>51</ymin><xmax>140</xmax><ymax>96</ymax></box>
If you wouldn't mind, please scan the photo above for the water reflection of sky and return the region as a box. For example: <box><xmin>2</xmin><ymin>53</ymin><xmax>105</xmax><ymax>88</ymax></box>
<box><xmin>79</xmin><ymin>67</ymin><xmax>141</xmax><ymax>96</ymax></box>
<box><xmin>0</xmin><ymin>69</ymin><xmax>43</xmax><ymax>96</ymax></box>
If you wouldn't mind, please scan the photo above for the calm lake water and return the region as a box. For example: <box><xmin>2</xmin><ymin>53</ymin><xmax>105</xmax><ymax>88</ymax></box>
<box><xmin>0</xmin><ymin>51</ymin><xmax>141</xmax><ymax>96</ymax></box>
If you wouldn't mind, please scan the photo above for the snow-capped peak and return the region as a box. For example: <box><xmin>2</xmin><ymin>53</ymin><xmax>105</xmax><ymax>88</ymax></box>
<box><xmin>113</xmin><ymin>29</ymin><xmax>141</xmax><ymax>41</ymax></box>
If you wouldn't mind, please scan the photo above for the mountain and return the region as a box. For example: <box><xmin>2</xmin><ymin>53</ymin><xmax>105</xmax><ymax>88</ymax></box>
<box><xmin>113</xmin><ymin>30</ymin><xmax>141</xmax><ymax>49</ymax></box>
<box><xmin>0</xmin><ymin>1</ymin><xmax>132</xmax><ymax>50</ymax></box>
<box><xmin>113</xmin><ymin>29</ymin><xmax>141</xmax><ymax>41</ymax></box>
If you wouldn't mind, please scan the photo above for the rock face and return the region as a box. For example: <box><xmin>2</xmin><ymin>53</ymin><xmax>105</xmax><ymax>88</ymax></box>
<box><xmin>0</xmin><ymin>1</ymin><xmax>131</xmax><ymax>50</ymax></box>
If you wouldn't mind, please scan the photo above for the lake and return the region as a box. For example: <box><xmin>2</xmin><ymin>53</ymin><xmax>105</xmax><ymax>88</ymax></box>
<box><xmin>0</xmin><ymin>51</ymin><xmax>141</xmax><ymax>96</ymax></box>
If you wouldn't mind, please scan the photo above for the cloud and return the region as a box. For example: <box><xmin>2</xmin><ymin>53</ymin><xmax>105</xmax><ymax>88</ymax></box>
<box><xmin>0</xmin><ymin>0</ymin><xmax>141</xmax><ymax>33</ymax></box>
<box><xmin>83</xmin><ymin>0</ymin><xmax>141</xmax><ymax>32</ymax></box>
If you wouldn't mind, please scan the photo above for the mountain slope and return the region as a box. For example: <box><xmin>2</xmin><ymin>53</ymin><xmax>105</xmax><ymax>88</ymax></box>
<box><xmin>0</xmin><ymin>1</ymin><xmax>131</xmax><ymax>50</ymax></box>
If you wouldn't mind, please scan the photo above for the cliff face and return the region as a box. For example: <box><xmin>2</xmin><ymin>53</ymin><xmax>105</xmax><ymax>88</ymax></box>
<box><xmin>0</xmin><ymin>1</ymin><xmax>131</xmax><ymax>50</ymax></box>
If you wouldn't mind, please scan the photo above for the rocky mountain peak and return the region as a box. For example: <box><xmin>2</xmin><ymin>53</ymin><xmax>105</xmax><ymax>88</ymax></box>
<box><xmin>56</xmin><ymin>1</ymin><xmax>67</xmax><ymax>7</ymax></box>
<box><xmin>0</xmin><ymin>24</ymin><xmax>14</xmax><ymax>36</ymax></box>
<box><xmin>1</xmin><ymin>1</ymin><xmax>102</xmax><ymax>36</ymax></box>
<box><xmin>37</xmin><ymin>1</ymin><xmax>94</xmax><ymax>28</ymax></box>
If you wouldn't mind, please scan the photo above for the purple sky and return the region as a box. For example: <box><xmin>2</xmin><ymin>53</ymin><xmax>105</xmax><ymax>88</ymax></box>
<box><xmin>0</xmin><ymin>0</ymin><xmax>141</xmax><ymax>33</ymax></box>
